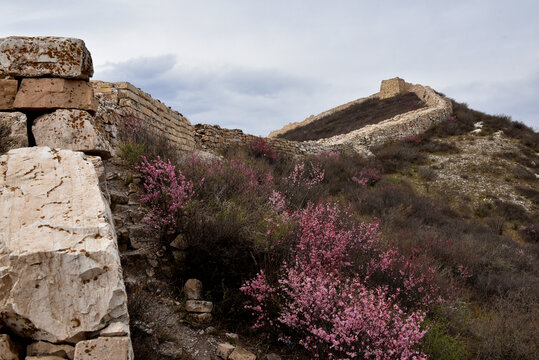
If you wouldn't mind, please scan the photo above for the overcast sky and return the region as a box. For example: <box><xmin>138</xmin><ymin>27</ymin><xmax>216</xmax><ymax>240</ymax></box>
<box><xmin>2</xmin><ymin>0</ymin><xmax>538</xmax><ymax>135</ymax></box>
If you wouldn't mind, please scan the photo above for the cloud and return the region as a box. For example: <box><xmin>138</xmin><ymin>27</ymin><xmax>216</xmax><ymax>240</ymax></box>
<box><xmin>442</xmin><ymin>73</ymin><xmax>539</xmax><ymax>130</ymax></box>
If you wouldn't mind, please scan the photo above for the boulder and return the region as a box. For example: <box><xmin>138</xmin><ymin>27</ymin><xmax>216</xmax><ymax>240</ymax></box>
<box><xmin>0</xmin><ymin>333</ymin><xmax>22</xmax><ymax>360</ymax></box>
<box><xmin>185</xmin><ymin>300</ymin><xmax>213</xmax><ymax>313</ymax></box>
<box><xmin>0</xmin><ymin>147</ymin><xmax>129</xmax><ymax>343</ymax></box>
<box><xmin>229</xmin><ymin>347</ymin><xmax>256</xmax><ymax>360</ymax></box>
<box><xmin>216</xmin><ymin>343</ymin><xmax>235</xmax><ymax>359</ymax></box>
<box><xmin>13</xmin><ymin>78</ymin><xmax>97</xmax><ymax>114</ymax></box>
<box><xmin>73</xmin><ymin>337</ymin><xmax>132</xmax><ymax>360</ymax></box>
<box><xmin>27</xmin><ymin>341</ymin><xmax>75</xmax><ymax>359</ymax></box>
<box><xmin>184</xmin><ymin>279</ymin><xmax>203</xmax><ymax>300</ymax></box>
<box><xmin>32</xmin><ymin>109</ymin><xmax>111</xmax><ymax>158</ymax></box>
<box><xmin>0</xmin><ymin>79</ymin><xmax>17</xmax><ymax>110</ymax></box>
<box><xmin>0</xmin><ymin>112</ymin><xmax>28</xmax><ymax>153</ymax></box>
<box><xmin>0</xmin><ymin>37</ymin><xmax>93</xmax><ymax>80</ymax></box>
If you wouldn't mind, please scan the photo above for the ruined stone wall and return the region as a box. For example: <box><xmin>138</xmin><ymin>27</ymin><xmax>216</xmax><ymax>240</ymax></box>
<box><xmin>92</xmin><ymin>81</ymin><xmax>196</xmax><ymax>153</ymax></box>
<box><xmin>311</xmin><ymin>81</ymin><xmax>452</xmax><ymax>149</ymax></box>
<box><xmin>194</xmin><ymin>124</ymin><xmax>331</xmax><ymax>156</ymax></box>
<box><xmin>265</xmin><ymin>78</ymin><xmax>452</xmax><ymax>153</ymax></box>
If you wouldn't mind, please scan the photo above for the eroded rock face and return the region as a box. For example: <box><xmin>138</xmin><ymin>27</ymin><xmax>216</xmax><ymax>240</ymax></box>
<box><xmin>73</xmin><ymin>337</ymin><xmax>133</xmax><ymax>360</ymax></box>
<box><xmin>13</xmin><ymin>78</ymin><xmax>97</xmax><ymax>114</ymax></box>
<box><xmin>32</xmin><ymin>109</ymin><xmax>111</xmax><ymax>158</ymax></box>
<box><xmin>0</xmin><ymin>79</ymin><xmax>17</xmax><ymax>110</ymax></box>
<box><xmin>0</xmin><ymin>147</ymin><xmax>128</xmax><ymax>343</ymax></box>
<box><xmin>0</xmin><ymin>333</ymin><xmax>22</xmax><ymax>360</ymax></box>
<box><xmin>0</xmin><ymin>111</ymin><xmax>28</xmax><ymax>153</ymax></box>
<box><xmin>27</xmin><ymin>341</ymin><xmax>75</xmax><ymax>360</ymax></box>
<box><xmin>0</xmin><ymin>37</ymin><xmax>93</xmax><ymax>80</ymax></box>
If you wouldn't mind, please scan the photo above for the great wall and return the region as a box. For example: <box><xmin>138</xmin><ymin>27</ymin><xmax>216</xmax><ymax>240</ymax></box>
<box><xmin>0</xmin><ymin>36</ymin><xmax>453</xmax><ymax>359</ymax></box>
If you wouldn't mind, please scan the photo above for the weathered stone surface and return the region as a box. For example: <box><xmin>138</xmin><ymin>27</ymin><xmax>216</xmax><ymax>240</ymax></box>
<box><xmin>186</xmin><ymin>312</ymin><xmax>212</xmax><ymax>324</ymax></box>
<box><xmin>32</xmin><ymin>109</ymin><xmax>111</xmax><ymax>158</ymax></box>
<box><xmin>184</xmin><ymin>279</ymin><xmax>203</xmax><ymax>300</ymax></box>
<box><xmin>0</xmin><ymin>79</ymin><xmax>17</xmax><ymax>110</ymax></box>
<box><xmin>0</xmin><ymin>147</ymin><xmax>128</xmax><ymax>343</ymax></box>
<box><xmin>216</xmin><ymin>342</ymin><xmax>235</xmax><ymax>359</ymax></box>
<box><xmin>229</xmin><ymin>346</ymin><xmax>256</xmax><ymax>360</ymax></box>
<box><xmin>73</xmin><ymin>337</ymin><xmax>132</xmax><ymax>360</ymax></box>
<box><xmin>27</xmin><ymin>341</ymin><xmax>75</xmax><ymax>359</ymax></box>
<box><xmin>26</xmin><ymin>356</ymin><xmax>66</xmax><ymax>360</ymax></box>
<box><xmin>98</xmin><ymin>321</ymin><xmax>129</xmax><ymax>337</ymax></box>
<box><xmin>13</xmin><ymin>78</ymin><xmax>97</xmax><ymax>113</ymax></box>
<box><xmin>0</xmin><ymin>37</ymin><xmax>93</xmax><ymax>80</ymax></box>
<box><xmin>170</xmin><ymin>233</ymin><xmax>188</xmax><ymax>250</ymax></box>
<box><xmin>266</xmin><ymin>354</ymin><xmax>282</xmax><ymax>360</ymax></box>
<box><xmin>379</xmin><ymin>77</ymin><xmax>407</xmax><ymax>99</ymax></box>
<box><xmin>0</xmin><ymin>112</ymin><xmax>28</xmax><ymax>153</ymax></box>
<box><xmin>0</xmin><ymin>333</ymin><xmax>21</xmax><ymax>360</ymax></box>
<box><xmin>185</xmin><ymin>300</ymin><xmax>213</xmax><ymax>313</ymax></box>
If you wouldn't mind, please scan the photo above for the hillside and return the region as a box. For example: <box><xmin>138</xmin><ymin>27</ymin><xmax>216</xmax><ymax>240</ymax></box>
<box><xmin>112</xmin><ymin>98</ymin><xmax>538</xmax><ymax>360</ymax></box>
<box><xmin>275</xmin><ymin>92</ymin><xmax>426</xmax><ymax>141</ymax></box>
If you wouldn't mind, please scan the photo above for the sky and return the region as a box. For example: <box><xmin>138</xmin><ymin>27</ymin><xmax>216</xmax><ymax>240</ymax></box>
<box><xmin>2</xmin><ymin>0</ymin><xmax>538</xmax><ymax>135</ymax></box>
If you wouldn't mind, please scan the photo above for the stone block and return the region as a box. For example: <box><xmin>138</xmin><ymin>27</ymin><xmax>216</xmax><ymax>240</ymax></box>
<box><xmin>216</xmin><ymin>343</ymin><xmax>235</xmax><ymax>359</ymax></box>
<box><xmin>27</xmin><ymin>340</ymin><xmax>75</xmax><ymax>359</ymax></box>
<box><xmin>0</xmin><ymin>36</ymin><xmax>93</xmax><ymax>80</ymax></box>
<box><xmin>73</xmin><ymin>337</ymin><xmax>132</xmax><ymax>360</ymax></box>
<box><xmin>184</xmin><ymin>279</ymin><xmax>203</xmax><ymax>300</ymax></box>
<box><xmin>99</xmin><ymin>321</ymin><xmax>129</xmax><ymax>337</ymax></box>
<box><xmin>13</xmin><ymin>78</ymin><xmax>97</xmax><ymax>114</ymax></box>
<box><xmin>0</xmin><ymin>147</ymin><xmax>129</xmax><ymax>343</ymax></box>
<box><xmin>32</xmin><ymin>109</ymin><xmax>111</xmax><ymax>158</ymax></box>
<box><xmin>185</xmin><ymin>300</ymin><xmax>213</xmax><ymax>313</ymax></box>
<box><xmin>0</xmin><ymin>79</ymin><xmax>17</xmax><ymax>110</ymax></box>
<box><xmin>0</xmin><ymin>333</ymin><xmax>22</xmax><ymax>360</ymax></box>
<box><xmin>229</xmin><ymin>347</ymin><xmax>256</xmax><ymax>360</ymax></box>
<box><xmin>0</xmin><ymin>112</ymin><xmax>28</xmax><ymax>152</ymax></box>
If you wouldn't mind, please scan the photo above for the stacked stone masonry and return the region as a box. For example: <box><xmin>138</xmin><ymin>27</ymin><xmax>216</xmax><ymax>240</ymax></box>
<box><xmin>0</xmin><ymin>36</ymin><xmax>133</xmax><ymax>360</ymax></box>
<box><xmin>92</xmin><ymin>81</ymin><xmax>196</xmax><ymax>153</ymax></box>
<box><xmin>194</xmin><ymin>124</ymin><xmax>332</xmax><ymax>157</ymax></box>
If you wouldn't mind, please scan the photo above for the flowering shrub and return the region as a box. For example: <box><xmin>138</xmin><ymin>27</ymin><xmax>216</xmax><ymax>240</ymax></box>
<box><xmin>249</xmin><ymin>137</ymin><xmax>280</xmax><ymax>162</ymax></box>
<box><xmin>182</xmin><ymin>154</ymin><xmax>274</xmax><ymax>201</ymax></box>
<box><xmin>136</xmin><ymin>156</ymin><xmax>194</xmax><ymax>231</ymax></box>
<box><xmin>242</xmin><ymin>202</ymin><xmax>430</xmax><ymax>359</ymax></box>
<box><xmin>352</xmin><ymin>168</ymin><xmax>381</xmax><ymax>187</ymax></box>
<box><xmin>316</xmin><ymin>150</ymin><xmax>341</xmax><ymax>159</ymax></box>
<box><xmin>519</xmin><ymin>224</ymin><xmax>538</xmax><ymax>242</ymax></box>
<box><xmin>288</xmin><ymin>161</ymin><xmax>325</xmax><ymax>190</ymax></box>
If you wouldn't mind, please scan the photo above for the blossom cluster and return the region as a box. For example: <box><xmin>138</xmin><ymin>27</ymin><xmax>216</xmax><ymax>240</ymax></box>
<box><xmin>241</xmin><ymin>202</ymin><xmax>430</xmax><ymax>359</ymax></box>
<box><xmin>135</xmin><ymin>156</ymin><xmax>194</xmax><ymax>231</ymax></box>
